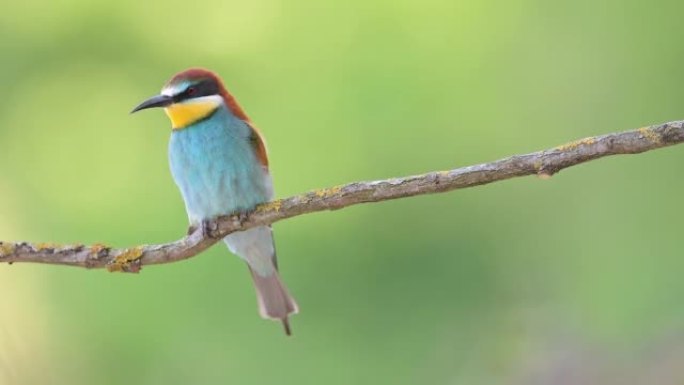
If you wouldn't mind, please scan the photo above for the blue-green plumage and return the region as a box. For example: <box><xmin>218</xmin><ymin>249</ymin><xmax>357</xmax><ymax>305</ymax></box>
<box><xmin>169</xmin><ymin>105</ymin><xmax>271</xmax><ymax>224</ymax></box>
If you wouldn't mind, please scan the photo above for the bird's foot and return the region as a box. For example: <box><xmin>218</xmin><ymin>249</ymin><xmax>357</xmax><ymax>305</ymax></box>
<box><xmin>186</xmin><ymin>211</ymin><xmax>251</xmax><ymax>238</ymax></box>
<box><xmin>202</xmin><ymin>219</ymin><xmax>221</xmax><ymax>239</ymax></box>
<box><xmin>187</xmin><ymin>220</ymin><xmax>220</xmax><ymax>239</ymax></box>
<box><xmin>233</xmin><ymin>210</ymin><xmax>250</xmax><ymax>224</ymax></box>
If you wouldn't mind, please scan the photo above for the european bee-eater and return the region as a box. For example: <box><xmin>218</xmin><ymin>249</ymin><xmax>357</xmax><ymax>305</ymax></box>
<box><xmin>131</xmin><ymin>68</ymin><xmax>298</xmax><ymax>335</ymax></box>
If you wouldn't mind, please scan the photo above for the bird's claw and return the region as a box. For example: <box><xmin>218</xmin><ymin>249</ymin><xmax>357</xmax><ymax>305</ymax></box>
<box><xmin>201</xmin><ymin>219</ymin><xmax>220</xmax><ymax>239</ymax></box>
<box><xmin>187</xmin><ymin>220</ymin><xmax>219</xmax><ymax>239</ymax></box>
<box><xmin>234</xmin><ymin>211</ymin><xmax>250</xmax><ymax>223</ymax></box>
<box><xmin>187</xmin><ymin>211</ymin><xmax>249</xmax><ymax>238</ymax></box>
<box><xmin>187</xmin><ymin>225</ymin><xmax>197</xmax><ymax>236</ymax></box>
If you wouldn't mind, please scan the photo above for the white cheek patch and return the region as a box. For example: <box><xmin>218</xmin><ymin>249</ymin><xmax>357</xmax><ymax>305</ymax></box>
<box><xmin>180</xmin><ymin>95</ymin><xmax>223</xmax><ymax>106</ymax></box>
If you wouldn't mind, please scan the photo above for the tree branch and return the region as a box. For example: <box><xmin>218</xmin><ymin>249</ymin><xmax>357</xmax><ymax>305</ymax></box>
<box><xmin>1</xmin><ymin>120</ymin><xmax>683</xmax><ymax>272</ymax></box>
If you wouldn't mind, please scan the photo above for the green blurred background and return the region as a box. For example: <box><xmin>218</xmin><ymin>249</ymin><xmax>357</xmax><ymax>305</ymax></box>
<box><xmin>2</xmin><ymin>0</ymin><xmax>684</xmax><ymax>384</ymax></box>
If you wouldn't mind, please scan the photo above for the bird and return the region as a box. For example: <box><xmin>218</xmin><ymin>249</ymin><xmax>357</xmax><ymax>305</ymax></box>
<box><xmin>131</xmin><ymin>68</ymin><xmax>298</xmax><ymax>335</ymax></box>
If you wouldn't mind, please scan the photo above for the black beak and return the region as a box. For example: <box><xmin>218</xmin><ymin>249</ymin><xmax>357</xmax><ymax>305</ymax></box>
<box><xmin>130</xmin><ymin>94</ymin><xmax>173</xmax><ymax>114</ymax></box>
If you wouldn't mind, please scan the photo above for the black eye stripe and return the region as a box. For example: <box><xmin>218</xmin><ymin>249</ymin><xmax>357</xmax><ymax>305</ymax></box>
<box><xmin>174</xmin><ymin>79</ymin><xmax>219</xmax><ymax>102</ymax></box>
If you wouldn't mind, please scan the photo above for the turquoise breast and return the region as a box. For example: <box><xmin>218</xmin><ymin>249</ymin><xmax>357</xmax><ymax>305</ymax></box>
<box><xmin>168</xmin><ymin>106</ymin><xmax>271</xmax><ymax>224</ymax></box>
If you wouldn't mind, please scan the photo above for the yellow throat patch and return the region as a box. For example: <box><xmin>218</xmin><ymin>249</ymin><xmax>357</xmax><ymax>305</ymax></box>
<box><xmin>164</xmin><ymin>99</ymin><xmax>220</xmax><ymax>130</ymax></box>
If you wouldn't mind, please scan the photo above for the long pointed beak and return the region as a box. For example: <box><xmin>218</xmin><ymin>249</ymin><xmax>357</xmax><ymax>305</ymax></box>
<box><xmin>130</xmin><ymin>94</ymin><xmax>173</xmax><ymax>114</ymax></box>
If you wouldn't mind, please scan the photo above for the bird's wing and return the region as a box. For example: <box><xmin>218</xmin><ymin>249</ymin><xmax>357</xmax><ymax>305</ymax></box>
<box><xmin>245</xmin><ymin>121</ymin><xmax>270</xmax><ymax>170</ymax></box>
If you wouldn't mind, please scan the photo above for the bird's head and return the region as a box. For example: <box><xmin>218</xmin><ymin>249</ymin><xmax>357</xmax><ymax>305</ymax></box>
<box><xmin>131</xmin><ymin>68</ymin><xmax>249</xmax><ymax>130</ymax></box>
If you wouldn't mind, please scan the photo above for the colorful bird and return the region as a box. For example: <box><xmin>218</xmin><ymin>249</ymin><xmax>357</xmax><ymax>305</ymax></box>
<box><xmin>131</xmin><ymin>68</ymin><xmax>298</xmax><ymax>335</ymax></box>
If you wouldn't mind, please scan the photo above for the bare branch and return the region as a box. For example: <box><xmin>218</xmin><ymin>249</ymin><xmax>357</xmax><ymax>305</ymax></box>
<box><xmin>1</xmin><ymin>120</ymin><xmax>683</xmax><ymax>272</ymax></box>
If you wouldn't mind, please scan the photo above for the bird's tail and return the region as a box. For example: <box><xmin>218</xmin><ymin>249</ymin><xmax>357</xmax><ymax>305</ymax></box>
<box><xmin>248</xmin><ymin>267</ymin><xmax>299</xmax><ymax>336</ymax></box>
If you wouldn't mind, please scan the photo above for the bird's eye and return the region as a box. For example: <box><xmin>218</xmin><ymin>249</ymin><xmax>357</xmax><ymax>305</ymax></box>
<box><xmin>186</xmin><ymin>87</ymin><xmax>196</xmax><ymax>96</ymax></box>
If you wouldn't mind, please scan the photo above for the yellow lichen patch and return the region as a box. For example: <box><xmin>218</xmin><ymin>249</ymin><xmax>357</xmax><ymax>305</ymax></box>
<box><xmin>260</xmin><ymin>200</ymin><xmax>283</xmax><ymax>213</ymax></box>
<box><xmin>537</xmin><ymin>173</ymin><xmax>553</xmax><ymax>180</ymax></box>
<box><xmin>533</xmin><ymin>160</ymin><xmax>543</xmax><ymax>172</ymax></box>
<box><xmin>90</xmin><ymin>243</ymin><xmax>109</xmax><ymax>254</ymax></box>
<box><xmin>639</xmin><ymin>127</ymin><xmax>661</xmax><ymax>144</ymax></box>
<box><xmin>35</xmin><ymin>242</ymin><xmax>61</xmax><ymax>251</ymax></box>
<box><xmin>107</xmin><ymin>247</ymin><xmax>144</xmax><ymax>273</ymax></box>
<box><xmin>315</xmin><ymin>186</ymin><xmax>342</xmax><ymax>198</ymax></box>
<box><xmin>556</xmin><ymin>137</ymin><xmax>596</xmax><ymax>151</ymax></box>
<box><xmin>0</xmin><ymin>243</ymin><xmax>15</xmax><ymax>256</ymax></box>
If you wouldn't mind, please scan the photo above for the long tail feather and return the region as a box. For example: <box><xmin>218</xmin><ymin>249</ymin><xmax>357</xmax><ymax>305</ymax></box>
<box><xmin>249</xmin><ymin>267</ymin><xmax>299</xmax><ymax>336</ymax></box>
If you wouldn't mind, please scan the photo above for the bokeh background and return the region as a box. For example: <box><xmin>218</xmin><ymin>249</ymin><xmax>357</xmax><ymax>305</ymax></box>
<box><xmin>2</xmin><ymin>0</ymin><xmax>684</xmax><ymax>384</ymax></box>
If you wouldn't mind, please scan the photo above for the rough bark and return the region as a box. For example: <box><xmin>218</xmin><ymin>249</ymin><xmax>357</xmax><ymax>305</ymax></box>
<box><xmin>1</xmin><ymin>120</ymin><xmax>682</xmax><ymax>272</ymax></box>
